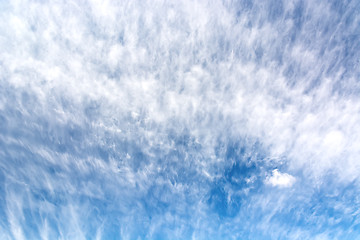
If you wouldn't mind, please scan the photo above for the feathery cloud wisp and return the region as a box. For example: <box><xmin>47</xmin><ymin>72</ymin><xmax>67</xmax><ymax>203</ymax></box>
<box><xmin>0</xmin><ymin>0</ymin><xmax>360</xmax><ymax>239</ymax></box>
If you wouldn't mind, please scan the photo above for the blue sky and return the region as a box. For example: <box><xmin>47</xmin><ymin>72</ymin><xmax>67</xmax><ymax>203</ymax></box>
<box><xmin>1</xmin><ymin>0</ymin><xmax>360</xmax><ymax>239</ymax></box>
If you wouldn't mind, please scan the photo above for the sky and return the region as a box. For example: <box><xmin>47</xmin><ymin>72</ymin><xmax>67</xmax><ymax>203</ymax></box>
<box><xmin>0</xmin><ymin>0</ymin><xmax>360</xmax><ymax>239</ymax></box>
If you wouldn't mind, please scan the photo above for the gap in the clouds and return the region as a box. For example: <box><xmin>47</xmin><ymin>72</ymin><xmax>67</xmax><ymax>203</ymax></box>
<box><xmin>206</xmin><ymin>138</ymin><xmax>277</xmax><ymax>218</ymax></box>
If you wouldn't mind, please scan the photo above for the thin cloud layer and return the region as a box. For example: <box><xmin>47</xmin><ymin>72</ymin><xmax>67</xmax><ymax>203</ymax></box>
<box><xmin>0</xmin><ymin>0</ymin><xmax>360</xmax><ymax>239</ymax></box>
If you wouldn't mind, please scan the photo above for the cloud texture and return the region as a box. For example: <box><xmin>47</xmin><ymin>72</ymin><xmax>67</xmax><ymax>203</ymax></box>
<box><xmin>1</xmin><ymin>0</ymin><xmax>360</xmax><ymax>239</ymax></box>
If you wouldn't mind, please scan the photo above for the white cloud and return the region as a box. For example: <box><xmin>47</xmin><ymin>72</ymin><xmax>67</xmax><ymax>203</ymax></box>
<box><xmin>266</xmin><ymin>169</ymin><xmax>296</xmax><ymax>188</ymax></box>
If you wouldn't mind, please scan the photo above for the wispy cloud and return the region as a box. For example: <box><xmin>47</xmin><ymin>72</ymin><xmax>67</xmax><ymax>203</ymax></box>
<box><xmin>0</xmin><ymin>0</ymin><xmax>360</xmax><ymax>239</ymax></box>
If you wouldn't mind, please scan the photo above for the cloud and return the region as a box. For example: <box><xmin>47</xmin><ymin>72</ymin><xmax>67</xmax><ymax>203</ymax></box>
<box><xmin>0</xmin><ymin>0</ymin><xmax>360</xmax><ymax>239</ymax></box>
<box><xmin>266</xmin><ymin>169</ymin><xmax>296</xmax><ymax>188</ymax></box>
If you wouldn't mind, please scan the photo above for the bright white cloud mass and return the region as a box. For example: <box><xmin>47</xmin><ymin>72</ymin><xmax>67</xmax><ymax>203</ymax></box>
<box><xmin>266</xmin><ymin>169</ymin><xmax>296</xmax><ymax>188</ymax></box>
<box><xmin>0</xmin><ymin>0</ymin><xmax>360</xmax><ymax>239</ymax></box>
